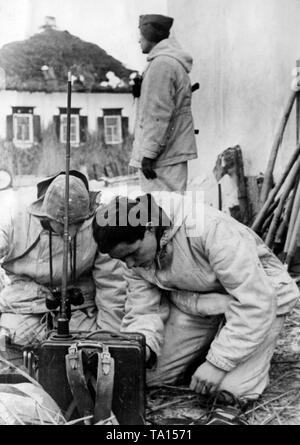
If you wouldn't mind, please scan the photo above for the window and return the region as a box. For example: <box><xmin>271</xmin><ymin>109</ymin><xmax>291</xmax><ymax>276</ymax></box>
<box><xmin>60</xmin><ymin>114</ymin><xmax>80</xmax><ymax>144</ymax></box>
<box><xmin>104</xmin><ymin>115</ymin><xmax>122</xmax><ymax>144</ymax></box>
<box><xmin>13</xmin><ymin>113</ymin><xmax>33</xmax><ymax>144</ymax></box>
<box><xmin>8</xmin><ymin>107</ymin><xmax>41</xmax><ymax>146</ymax></box>
<box><xmin>54</xmin><ymin>109</ymin><xmax>87</xmax><ymax>144</ymax></box>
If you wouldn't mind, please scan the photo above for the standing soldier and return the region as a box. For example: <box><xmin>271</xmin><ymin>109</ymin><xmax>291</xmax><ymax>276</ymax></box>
<box><xmin>130</xmin><ymin>14</ymin><xmax>198</xmax><ymax>193</ymax></box>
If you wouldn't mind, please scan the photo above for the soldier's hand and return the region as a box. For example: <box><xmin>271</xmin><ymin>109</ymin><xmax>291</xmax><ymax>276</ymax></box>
<box><xmin>190</xmin><ymin>361</ymin><xmax>227</xmax><ymax>395</ymax></box>
<box><xmin>141</xmin><ymin>157</ymin><xmax>157</xmax><ymax>180</ymax></box>
<box><xmin>130</xmin><ymin>74</ymin><xmax>143</xmax><ymax>98</ymax></box>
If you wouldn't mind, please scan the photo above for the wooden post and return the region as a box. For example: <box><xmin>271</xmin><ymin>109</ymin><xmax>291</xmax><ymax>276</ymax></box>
<box><xmin>297</xmin><ymin>59</ymin><xmax>300</xmax><ymax>144</ymax></box>
<box><xmin>235</xmin><ymin>146</ymin><xmax>250</xmax><ymax>225</ymax></box>
<box><xmin>265</xmin><ymin>156</ymin><xmax>300</xmax><ymax>247</ymax></box>
<box><xmin>283</xmin><ymin>59</ymin><xmax>300</xmax><ymax>262</ymax></box>
<box><xmin>260</xmin><ymin>90</ymin><xmax>297</xmax><ymax>206</ymax></box>
<box><xmin>252</xmin><ymin>143</ymin><xmax>300</xmax><ymax>232</ymax></box>
<box><xmin>283</xmin><ymin>177</ymin><xmax>300</xmax><ymax>261</ymax></box>
<box><xmin>286</xmin><ymin>205</ymin><xmax>300</xmax><ymax>268</ymax></box>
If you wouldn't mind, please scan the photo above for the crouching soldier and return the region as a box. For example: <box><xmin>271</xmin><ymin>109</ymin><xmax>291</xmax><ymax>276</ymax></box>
<box><xmin>0</xmin><ymin>171</ymin><xmax>126</xmax><ymax>360</ymax></box>
<box><xmin>93</xmin><ymin>192</ymin><xmax>300</xmax><ymax>424</ymax></box>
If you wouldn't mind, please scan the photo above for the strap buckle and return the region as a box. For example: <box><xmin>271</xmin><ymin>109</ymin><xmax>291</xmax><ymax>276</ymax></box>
<box><xmin>68</xmin><ymin>343</ymin><xmax>79</xmax><ymax>370</ymax></box>
<box><xmin>100</xmin><ymin>345</ymin><xmax>111</xmax><ymax>375</ymax></box>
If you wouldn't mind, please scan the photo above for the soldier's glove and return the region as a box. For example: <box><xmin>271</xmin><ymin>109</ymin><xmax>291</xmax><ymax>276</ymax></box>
<box><xmin>141</xmin><ymin>157</ymin><xmax>157</xmax><ymax>180</ymax></box>
<box><xmin>45</xmin><ymin>287</ymin><xmax>61</xmax><ymax>310</ymax></box>
<box><xmin>130</xmin><ymin>74</ymin><xmax>143</xmax><ymax>98</ymax></box>
<box><xmin>67</xmin><ymin>286</ymin><xmax>84</xmax><ymax>307</ymax></box>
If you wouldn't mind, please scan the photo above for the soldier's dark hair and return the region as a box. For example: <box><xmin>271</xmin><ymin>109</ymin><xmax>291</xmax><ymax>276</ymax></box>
<box><xmin>93</xmin><ymin>194</ymin><xmax>169</xmax><ymax>254</ymax></box>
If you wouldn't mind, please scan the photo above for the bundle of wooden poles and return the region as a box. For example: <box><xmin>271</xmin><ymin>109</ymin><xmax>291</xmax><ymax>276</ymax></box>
<box><xmin>251</xmin><ymin>62</ymin><xmax>300</xmax><ymax>271</ymax></box>
<box><xmin>252</xmin><ymin>142</ymin><xmax>300</xmax><ymax>267</ymax></box>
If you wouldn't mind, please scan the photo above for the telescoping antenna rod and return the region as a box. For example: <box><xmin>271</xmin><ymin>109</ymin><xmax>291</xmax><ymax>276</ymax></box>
<box><xmin>57</xmin><ymin>71</ymin><xmax>72</xmax><ymax>337</ymax></box>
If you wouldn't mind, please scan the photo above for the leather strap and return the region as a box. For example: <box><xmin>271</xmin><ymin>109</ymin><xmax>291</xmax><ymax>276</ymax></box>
<box><xmin>93</xmin><ymin>345</ymin><xmax>118</xmax><ymax>424</ymax></box>
<box><xmin>65</xmin><ymin>342</ymin><xmax>119</xmax><ymax>425</ymax></box>
<box><xmin>65</xmin><ymin>344</ymin><xmax>94</xmax><ymax>425</ymax></box>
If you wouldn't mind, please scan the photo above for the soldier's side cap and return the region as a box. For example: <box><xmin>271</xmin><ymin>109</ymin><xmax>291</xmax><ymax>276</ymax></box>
<box><xmin>139</xmin><ymin>14</ymin><xmax>174</xmax><ymax>32</ymax></box>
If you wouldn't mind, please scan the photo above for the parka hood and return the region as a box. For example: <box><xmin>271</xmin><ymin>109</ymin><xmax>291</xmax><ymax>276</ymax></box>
<box><xmin>150</xmin><ymin>191</ymin><xmax>188</xmax><ymax>245</ymax></box>
<box><xmin>138</xmin><ymin>191</ymin><xmax>204</xmax><ymax>271</ymax></box>
<box><xmin>147</xmin><ymin>37</ymin><xmax>193</xmax><ymax>73</ymax></box>
<box><xmin>150</xmin><ymin>191</ymin><xmax>204</xmax><ymax>255</ymax></box>
<box><xmin>29</xmin><ymin>170</ymin><xmax>98</xmax><ymax>221</ymax></box>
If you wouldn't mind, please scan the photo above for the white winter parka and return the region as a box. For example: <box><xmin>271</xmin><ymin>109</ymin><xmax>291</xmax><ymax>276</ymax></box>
<box><xmin>130</xmin><ymin>38</ymin><xmax>198</xmax><ymax>168</ymax></box>
<box><xmin>121</xmin><ymin>193</ymin><xmax>300</xmax><ymax>372</ymax></box>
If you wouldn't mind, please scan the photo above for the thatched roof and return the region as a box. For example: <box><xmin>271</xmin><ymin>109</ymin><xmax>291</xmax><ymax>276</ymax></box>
<box><xmin>0</xmin><ymin>27</ymin><xmax>134</xmax><ymax>93</ymax></box>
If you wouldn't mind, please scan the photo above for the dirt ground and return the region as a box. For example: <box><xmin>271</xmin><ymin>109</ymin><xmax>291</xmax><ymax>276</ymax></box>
<box><xmin>1</xmin><ymin>197</ymin><xmax>299</xmax><ymax>425</ymax></box>
<box><xmin>0</xmin><ymin>298</ymin><xmax>299</xmax><ymax>425</ymax></box>
<box><xmin>146</xmin><ymin>298</ymin><xmax>300</xmax><ymax>426</ymax></box>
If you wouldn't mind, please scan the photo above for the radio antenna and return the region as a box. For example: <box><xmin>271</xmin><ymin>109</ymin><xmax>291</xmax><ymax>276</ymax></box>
<box><xmin>57</xmin><ymin>71</ymin><xmax>72</xmax><ymax>337</ymax></box>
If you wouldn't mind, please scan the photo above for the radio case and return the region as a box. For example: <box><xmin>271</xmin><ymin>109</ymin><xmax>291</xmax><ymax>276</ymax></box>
<box><xmin>37</xmin><ymin>331</ymin><xmax>146</xmax><ymax>425</ymax></box>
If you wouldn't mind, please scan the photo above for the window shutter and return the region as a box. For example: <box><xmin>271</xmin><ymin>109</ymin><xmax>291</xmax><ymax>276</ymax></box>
<box><xmin>53</xmin><ymin>115</ymin><xmax>60</xmax><ymax>140</ymax></box>
<box><xmin>6</xmin><ymin>115</ymin><xmax>13</xmax><ymax>141</ymax></box>
<box><xmin>33</xmin><ymin>115</ymin><xmax>42</xmax><ymax>142</ymax></box>
<box><xmin>79</xmin><ymin>116</ymin><xmax>88</xmax><ymax>143</ymax></box>
<box><xmin>97</xmin><ymin>117</ymin><xmax>105</xmax><ymax>143</ymax></box>
<box><xmin>122</xmin><ymin>117</ymin><xmax>129</xmax><ymax>139</ymax></box>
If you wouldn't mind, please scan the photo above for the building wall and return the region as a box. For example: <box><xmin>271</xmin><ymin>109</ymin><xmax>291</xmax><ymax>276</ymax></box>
<box><xmin>0</xmin><ymin>90</ymin><xmax>135</xmax><ymax>179</ymax></box>
<box><xmin>168</xmin><ymin>0</ymin><xmax>300</xmax><ymax>181</ymax></box>
<box><xmin>0</xmin><ymin>90</ymin><xmax>134</xmax><ymax>137</ymax></box>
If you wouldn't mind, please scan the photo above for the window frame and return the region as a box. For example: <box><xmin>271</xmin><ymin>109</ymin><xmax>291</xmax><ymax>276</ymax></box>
<box><xmin>104</xmin><ymin>114</ymin><xmax>123</xmax><ymax>145</ymax></box>
<box><xmin>12</xmin><ymin>112</ymin><xmax>34</xmax><ymax>145</ymax></box>
<box><xmin>59</xmin><ymin>114</ymin><xmax>80</xmax><ymax>145</ymax></box>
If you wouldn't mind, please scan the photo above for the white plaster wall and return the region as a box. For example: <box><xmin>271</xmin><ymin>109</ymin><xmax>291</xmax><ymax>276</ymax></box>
<box><xmin>0</xmin><ymin>90</ymin><xmax>135</xmax><ymax>136</ymax></box>
<box><xmin>168</xmin><ymin>0</ymin><xmax>300</xmax><ymax>181</ymax></box>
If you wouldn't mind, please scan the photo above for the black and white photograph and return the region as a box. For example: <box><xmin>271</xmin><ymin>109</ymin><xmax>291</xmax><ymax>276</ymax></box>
<box><xmin>0</xmin><ymin>0</ymin><xmax>300</xmax><ymax>429</ymax></box>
